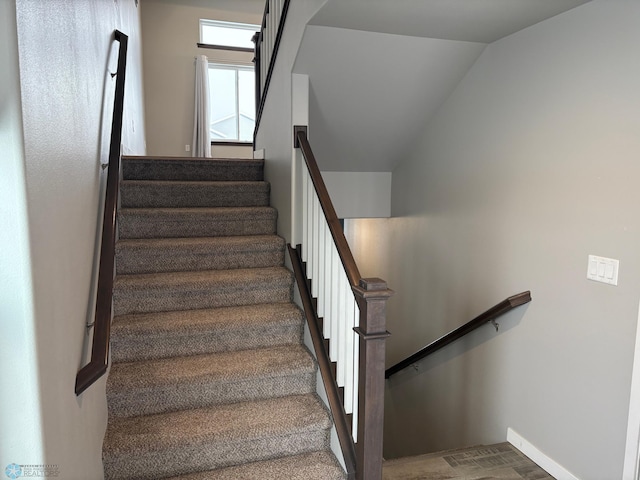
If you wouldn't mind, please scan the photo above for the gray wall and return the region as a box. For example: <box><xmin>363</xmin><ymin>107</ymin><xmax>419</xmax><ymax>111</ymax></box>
<box><xmin>1</xmin><ymin>0</ymin><xmax>146</xmax><ymax>477</ymax></box>
<box><xmin>140</xmin><ymin>0</ymin><xmax>262</xmax><ymax>157</ymax></box>
<box><xmin>361</xmin><ymin>1</ymin><xmax>640</xmax><ymax>479</ymax></box>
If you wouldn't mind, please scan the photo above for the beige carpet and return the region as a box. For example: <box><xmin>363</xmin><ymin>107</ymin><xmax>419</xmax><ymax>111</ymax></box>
<box><xmin>383</xmin><ymin>443</ymin><xmax>555</xmax><ymax>480</ymax></box>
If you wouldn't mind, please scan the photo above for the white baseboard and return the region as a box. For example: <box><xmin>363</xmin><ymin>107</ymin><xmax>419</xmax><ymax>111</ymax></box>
<box><xmin>507</xmin><ymin>428</ymin><xmax>580</xmax><ymax>480</ymax></box>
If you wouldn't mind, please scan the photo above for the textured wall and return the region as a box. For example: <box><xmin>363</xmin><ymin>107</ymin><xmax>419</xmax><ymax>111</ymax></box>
<box><xmin>9</xmin><ymin>0</ymin><xmax>146</xmax><ymax>477</ymax></box>
<box><xmin>0</xmin><ymin>0</ymin><xmax>43</xmax><ymax>470</ymax></box>
<box><xmin>372</xmin><ymin>1</ymin><xmax>640</xmax><ymax>479</ymax></box>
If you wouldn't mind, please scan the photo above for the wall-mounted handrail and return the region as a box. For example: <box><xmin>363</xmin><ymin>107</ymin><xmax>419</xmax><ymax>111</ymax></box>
<box><xmin>385</xmin><ymin>291</ymin><xmax>532</xmax><ymax>379</ymax></box>
<box><xmin>75</xmin><ymin>30</ymin><xmax>128</xmax><ymax>396</ymax></box>
<box><xmin>293</xmin><ymin>127</ymin><xmax>393</xmax><ymax>480</ymax></box>
<box><xmin>253</xmin><ymin>0</ymin><xmax>291</xmax><ymax>141</ymax></box>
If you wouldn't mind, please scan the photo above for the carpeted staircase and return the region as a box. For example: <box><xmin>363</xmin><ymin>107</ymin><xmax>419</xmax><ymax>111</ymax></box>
<box><xmin>102</xmin><ymin>156</ymin><xmax>346</xmax><ymax>480</ymax></box>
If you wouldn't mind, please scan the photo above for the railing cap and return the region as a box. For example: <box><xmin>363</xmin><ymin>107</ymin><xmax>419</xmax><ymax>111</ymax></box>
<box><xmin>359</xmin><ymin>277</ymin><xmax>388</xmax><ymax>291</ymax></box>
<box><xmin>353</xmin><ymin>278</ymin><xmax>394</xmax><ymax>300</ymax></box>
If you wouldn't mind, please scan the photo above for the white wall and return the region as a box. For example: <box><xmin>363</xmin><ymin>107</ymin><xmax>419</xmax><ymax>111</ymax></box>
<box><xmin>322</xmin><ymin>172</ymin><xmax>391</xmax><ymax>219</ymax></box>
<box><xmin>140</xmin><ymin>0</ymin><xmax>262</xmax><ymax>157</ymax></box>
<box><xmin>211</xmin><ymin>144</ymin><xmax>254</xmax><ymax>158</ymax></box>
<box><xmin>294</xmin><ymin>25</ymin><xmax>486</xmax><ymax>173</ymax></box>
<box><xmin>0</xmin><ymin>0</ymin><xmax>43</xmax><ymax>469</ymax></box>
<box><xmin>3</xmin><ymin>0</ymin><xmax>146</xmax><ymax>477</ymax></box>
<box><xmin>364</xmin><ymin>1</ymin><xmax>640</xmax><ymax>479</ymax></box>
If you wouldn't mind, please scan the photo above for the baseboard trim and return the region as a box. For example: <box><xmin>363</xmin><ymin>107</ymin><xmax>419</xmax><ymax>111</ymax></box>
<box><xmin>507</xmin><ymin>428</ymin><xmax>580</xmax><ymax>480</ymax></box>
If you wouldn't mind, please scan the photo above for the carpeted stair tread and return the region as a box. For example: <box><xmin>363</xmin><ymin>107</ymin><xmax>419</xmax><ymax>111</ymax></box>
<box><xmin>110</xmin><ymin>303</ymin><xmax>304</xmax><ymax>362</ymax></box>
<box><xmin>120</xmin><ymin>180</ymin><xmax>270</xmax><ymax>208</ymax></box>
<box><xmin>105</xmin><ymin>155</ymin><xmax>347</xmax><ymax>479</ymax></box>
<box><xmin>122</xmin><ymin>156</ymin><xmax>264</xmax><ymax>182</ymax></box>
<box><xmin>118</xmin><ymin>206</ymin><xmax>277</xmax><ymax>239</ymax></box>
<box><xmin>115</xmin><ymin>235</ymin><xmax>285</xmax><ymax>274</ymax></box>
<box><xmin>107</xmin><ymin>345</ymin><xmax>316</xmax><ymax>417</ymax></box>
<box><xmin>113</xmin><ymin>266</ymin><xmax>293</xmax><ymax>315</ymax></box>
<box><xmin>166</xmin><ymin>450</ymin><xmax>347</xmax><ymax>480</ymax></box>
<box><xmin>103</xmin><ymin>394</ymin><xmax>332</xmax><ymax>480</ymax></box>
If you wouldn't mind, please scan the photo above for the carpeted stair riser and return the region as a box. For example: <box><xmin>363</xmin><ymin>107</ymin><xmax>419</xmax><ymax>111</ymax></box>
<box><xmin>118</xmin><ymin>206</ymin><xmax>277</xmax><ymax>239</ymax></box>
<box><xmin>115</xmin><ymin>235</ymin><xmax>284</xmax><ymax>275</ymax></box>
<box><xmin>113</xmin><ymin>267</ymin><xmax>293</xmax><ymax>316</ymax></box>
<box><xmin>102</xmin><ymin>394</ymin><xmax>332</xmax><ymax>480</ymax></box>
<box><xmin>165</xmin><ymin>451</ymin><xmax>347</xmax><ymax>480</ymax></box>
<box><xmin>110</xmin><ymin>303</ymin><xmax>304</xmax><ymax>363</ymax></box>
<box><xmin>122</xmin><ymin>157</ymin><xmax>264</xmax><ymax>182</ymax></box>
<box><xmin>107</xmin><ymin>345</ymin><xmax>316</xmax><ymax>418</ymax></box>
<box><xmin>120</xmin><ymin>180</ymin><xmax>270</xmax><ymax>208</ymax></box>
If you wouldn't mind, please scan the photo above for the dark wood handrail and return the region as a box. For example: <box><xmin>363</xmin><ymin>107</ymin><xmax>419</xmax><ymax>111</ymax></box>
<box><xmin>294</xmin><ymin>128</ymin><xmax>361</xmax><ymax>286</ymax></box>
<box><xmin>75</xmin><ymin>30</ymin><xmax>128</xmax><ymax>395</ymax></box>
<box><xmin>385</xmin><ymin>291</ymin><xmax>532</xmax><ymax>379</ymax></box>
<box><xmin>253</xmin><ymin>0</ymin><xmax>291</xmax><ymax>141</ymax></box>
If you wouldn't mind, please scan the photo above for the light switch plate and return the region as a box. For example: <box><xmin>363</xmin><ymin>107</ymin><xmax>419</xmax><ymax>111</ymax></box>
<box><xmin>587</xmin><ymin>255</ymin><xmax>619</xmax><ymax>286</ymax></box>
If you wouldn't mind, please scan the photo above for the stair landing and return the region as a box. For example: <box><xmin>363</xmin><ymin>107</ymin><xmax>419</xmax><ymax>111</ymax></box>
<box><xmin>383</xmin><ymin>443</ymin><xmax>554</xmax><ymax>480</ymax></box>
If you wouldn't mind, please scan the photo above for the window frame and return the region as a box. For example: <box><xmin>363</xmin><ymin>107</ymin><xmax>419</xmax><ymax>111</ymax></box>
<box><xmin>199</xmin><ymin>19</ymin><xmax>259</xmax><ymax>52</ymax></box>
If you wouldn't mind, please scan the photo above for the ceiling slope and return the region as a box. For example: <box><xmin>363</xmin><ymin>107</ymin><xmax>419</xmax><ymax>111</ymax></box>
<box><xmin>294</xmin><ymin>26</ymin><xmax>486</xmax><ymax>171</ymax></box>
<box><xmin>309</xmin><ymin>0</ymin><xmax>592</xmax><ymax>43</ymax></box>
<box><xmin>294</xmin><ymin>1</ymin><xmax>592</xmax><ymax>172</ymax></box>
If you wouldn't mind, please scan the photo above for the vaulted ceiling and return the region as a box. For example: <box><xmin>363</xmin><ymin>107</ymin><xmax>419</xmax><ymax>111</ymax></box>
<box><xmin>294</xmin><ymin>0</ymin><xmax>592</xmax><ymax>172</ymax></box>
<box><xmin>308</xmin><ymin>0</ymin><xmax>592</xmax><ymax>44</ymax></box>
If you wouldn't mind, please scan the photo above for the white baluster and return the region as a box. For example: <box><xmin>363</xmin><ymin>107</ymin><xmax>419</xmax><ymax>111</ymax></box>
<box><xmin>312</xmin><ymin>194</ymin><xmax>322</xmax><ymax>298</ymax></box>
<box><xmin>269</xmin><ymin>0</ymin><xmax>276</xmax><ymax>53</ymax></box>
<box><xmin>336</xmin><ymin>271</ymin><xmax>348</xmax><ymax>388</ymax></box>
<box><xmin>343</xmin><ymin>291</ymin><xmax>356</xmax><ymax>414</ymax></box>
<box><xmin>274</xmin><ymin>0</ymin><xmax>282</xmax><ymax>29</ymax></box>
<box><xmin>351</xmin><ymin>299</ymin><xmax>360</xmax><ymax>443</ymax></box>
<box><xmin>310</xmin><ymin>193</ymin><xmax>319</xmax><ymax>286</ymax></box>
<box><xmin>301</xmin><ymin>169</ymin><xmax>308</xmax><ymax>262</ymax></box>
<box><xmin>307</xmin><ymin>175</ymin><xmax>314</xmax><ymax>270</ymax></box>
<box><xmin>317</xmin><ymin>216</ymin><xmax>326</xmax><ymax>318</ymax></box>
<box><xmin>322</xmin><ymin>225</ymin><xmax>333</xmax><ymax>334</ymax></box>
<box><xmin>329</xmin><ymin>248</ymin><xmax>340</xmax><ymax>362</ymax></box>
<box><xmin>261</xmin><ymin>26</ymin><xmax>268</xmax><ymax>90</ymax></box>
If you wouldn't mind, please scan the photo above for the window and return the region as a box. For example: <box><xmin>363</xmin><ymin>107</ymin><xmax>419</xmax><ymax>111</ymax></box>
<box><xmin>199</xmin><ymin>19</ymin><xmax>259</xmax><ymax>50</ymax></box>
<box><xmin>208</xmin><ymin>64</ymin><xmax>255</xmax><ymax>142</ymax></box>
<box><xmin>199</xmin><ymin>19</ymin><xmax>258</xmax><ymax>142</ymax></box>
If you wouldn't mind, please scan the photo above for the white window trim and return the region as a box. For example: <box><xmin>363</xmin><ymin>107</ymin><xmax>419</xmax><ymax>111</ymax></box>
<box><xmin>199</xmin><ymin>19</ymin><xmax>259</xmax><ymax>49</ymax></box>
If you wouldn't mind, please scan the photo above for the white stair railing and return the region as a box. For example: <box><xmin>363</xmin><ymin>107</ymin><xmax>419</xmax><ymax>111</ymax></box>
<box><xmin>253</xmin><ymin>0</ymin><xmax>290</xmax><ymax>136</ymax></box>
<box><xmin>292</xmin><ymin>127</ymin><xmax>393</xmax><ymax>480</ymax></box>
<box><xmin>301</xmin><ymin>162</ymin><xmax>361</xmax><ymax>440</ymax></box>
